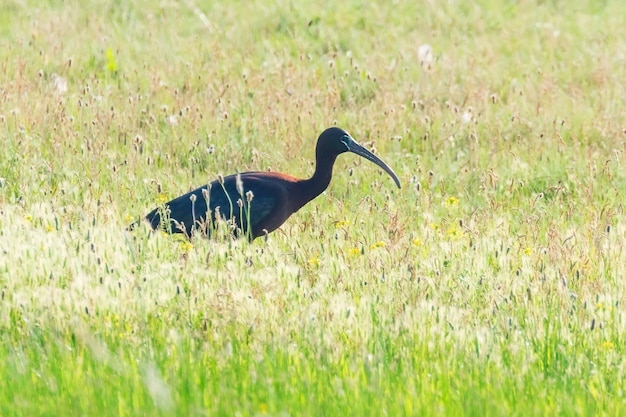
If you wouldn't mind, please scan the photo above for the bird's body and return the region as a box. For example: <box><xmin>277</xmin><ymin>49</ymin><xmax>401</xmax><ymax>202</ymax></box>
<box><xmin>143</xmin><ymin>127</ymin><xmax>400</xmax><ymax>240</ymax></box>
<box><xmin>146</xmin><ymin>171</ymin><xmax>320</xmax><ymax>239</ymax></box>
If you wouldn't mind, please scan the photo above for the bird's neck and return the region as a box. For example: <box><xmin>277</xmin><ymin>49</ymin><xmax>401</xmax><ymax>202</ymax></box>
<box><xmin>298</xmin><ymin>155</ymin><xmax>337</xmax><ymax>207</ymax></box>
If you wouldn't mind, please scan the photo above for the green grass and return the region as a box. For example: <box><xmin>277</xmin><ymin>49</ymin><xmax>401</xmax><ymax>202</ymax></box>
<box><xmin>1</xmin><ymin>0</ymin><xmax>626</xmax><ymax>415</ymax></box>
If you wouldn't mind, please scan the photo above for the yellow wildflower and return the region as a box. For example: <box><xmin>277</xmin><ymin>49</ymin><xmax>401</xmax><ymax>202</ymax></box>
<box><xmin>444</xmin><ymin>196</ymin><xmax>459</xmax><ymax>207</ymax></box>
<box><xmin>307</xmin><ymin>257</ymin><xmax>320</xmax><ymax>267</ymax></box>
<box><xmin>446</xmin><ymin>226</ymin><xmax>464</xmax><ymax>240</ymax></box>
<box><xmin>335</xmin><ymin>220</ymin><xmax>350</xmax><ymax>229</ymax></box>
<box><xmin>370</xmin><ymin>241</ymin><xmax>385</xmax><ymax>250</ymax></box>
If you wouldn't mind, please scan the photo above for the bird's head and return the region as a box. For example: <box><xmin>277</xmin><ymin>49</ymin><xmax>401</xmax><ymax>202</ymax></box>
<box><xmin>316</xmin><ymin>127</ymin><xmax>401</xmax><ymax>188</ymax></box>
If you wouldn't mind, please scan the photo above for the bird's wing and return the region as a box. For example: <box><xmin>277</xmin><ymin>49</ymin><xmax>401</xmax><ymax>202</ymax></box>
<box><xmin>145</xmin><ymin>172</ymin><xmax>297</xmax><ymax>238</ymax></box>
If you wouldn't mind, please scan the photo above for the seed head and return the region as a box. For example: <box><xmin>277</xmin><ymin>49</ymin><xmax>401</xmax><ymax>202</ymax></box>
<box><xmin>246</xmin><ymin>190</ymin><xmax>254</xmax><ymax>202</ymax></box>
<box><xmin>236</xmin><ymin>174</ymin><xmax>243</xmax><ymax>195</ymax></box>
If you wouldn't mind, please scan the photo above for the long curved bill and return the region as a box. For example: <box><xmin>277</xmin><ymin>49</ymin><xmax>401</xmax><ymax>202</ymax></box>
<box><xmin>343</xmin><ymin>135</ymin><xmax>402</xmax><ymax>188</ymax></box>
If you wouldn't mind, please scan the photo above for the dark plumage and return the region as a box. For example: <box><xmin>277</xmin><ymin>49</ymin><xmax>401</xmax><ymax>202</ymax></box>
<box><xmin>143</xmin><ymin>127</ymin><xmax>401</xmax><ymax>240</ymax></box>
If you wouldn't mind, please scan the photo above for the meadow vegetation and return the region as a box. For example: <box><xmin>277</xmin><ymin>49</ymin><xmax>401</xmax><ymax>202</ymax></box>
<box><xmin>1</xmin><ymin>0</ymin><xmax>626</xmax><ymax>415</ymax></box>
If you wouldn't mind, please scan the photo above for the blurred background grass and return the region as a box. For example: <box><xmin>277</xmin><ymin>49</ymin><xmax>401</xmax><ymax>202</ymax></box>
<box><xmin>1</xmin><ymin>0</ymin><xmax>626</xmax><ymax>415</ymax></box>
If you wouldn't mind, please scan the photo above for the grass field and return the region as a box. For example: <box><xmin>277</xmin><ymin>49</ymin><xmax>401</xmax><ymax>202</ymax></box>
<box><xmin>2</xmin><ymin>0</ymin><xmax>626</xmax><ymax>415</ymax></box>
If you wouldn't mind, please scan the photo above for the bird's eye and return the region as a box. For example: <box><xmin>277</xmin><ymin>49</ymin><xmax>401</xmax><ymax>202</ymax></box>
<box><xmin>340</xmin><ymin>135</ymin><xmax>351</xmax><ymax>150</ymax></box>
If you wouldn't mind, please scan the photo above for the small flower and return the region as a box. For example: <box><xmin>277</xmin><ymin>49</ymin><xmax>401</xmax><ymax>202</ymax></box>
<box><xmin>335</xmin><ymin>220</ymin><xmax>350</xmax><ymax>229</ymax></box>
<box><xmin>523</xmin><ymin>246</ymin><xmax>532</xmax><ymax>255</ymax></box>
<box><xmin>307</xmin><ymin>257</ymin><xmax>320</xmax><ymax>267</ymax></box>
<box><xmin>444</xmin><ymin>196</ymin><xmax>459</xmax><ymax>207</ymax></box>
<box><xmin>349</xmin><ymin>247</ymin><xmax>361</xmax><ymax>256</ymax></box>
<box><xmin>180</xmin><ymin>241</ymin><xmax>193</xmax><ymax>251</ymax></box>
<box><xmin>417</xmin><ymin>44</ymin><xmax>433</xmax><ymax>67</ymax></box>
<box><xmin>166</xmin><ymin>115</ymin><xmax>178</xmax><ymax>125</ymax></box>
<box><xmin>46</xmin><ymin>224</ymin><xmax>54</xmax><ymax>232</ymax></box>
<box><xmin>124</xmin><ymin>214</ymin><xmax>134</xmax><ymax>223</ymax></box>
<box><xmin>370</xmin><ymin>241</ymin><xmax>385</xmax><ymax>250</ymax></box>
<box><xmin>602</xmin><ymin>340</ymin><xmax>615</xmax><ymax>351</ymax></box>
<box><xmin>412</xmin><ymin>238</ymin><xmax>422</xmax><ymax>246</ymax></box>
<box><xmin>461</xmin><ymin>108</ymin><xmax>473</xmax><ymax>124</ymax></box>
<box><xmin>429</xmin><ymin>223</ymin><xmax>439</xmax><ymax>230</ymax></box>
<box><xmin>157</xmin><ymin>193</ymin><xmax>168</xmax><ymax>203</ymax></box>
<box><xmin>446</xmin><ymin>226</ymin><xmax>464</xmax><ymax>240</ymax></box>
<box><xmin>24</xmin><ymin>214</ymin><xmax>32</xmax><ymax>222</ymax></box>
<box><xmin>51</xmin><ymin>74</ymin><xmax>67</xmax><ymax>94</ymax></box>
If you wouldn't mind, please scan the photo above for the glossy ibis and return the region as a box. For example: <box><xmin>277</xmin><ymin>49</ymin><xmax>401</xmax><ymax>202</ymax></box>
<box><xmin>143</xmin><ymin>127</ymin><xmax>401</xmax><ymax>240</ymax></box>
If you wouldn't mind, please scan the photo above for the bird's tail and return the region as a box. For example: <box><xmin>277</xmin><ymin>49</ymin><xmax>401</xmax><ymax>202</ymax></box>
<box><xmin>126</xmin><ymin>208</ymin><xmax>161</xmax><ymax>232</ymax></box>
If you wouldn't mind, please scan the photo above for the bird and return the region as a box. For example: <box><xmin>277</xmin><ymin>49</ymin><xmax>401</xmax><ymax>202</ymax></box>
<box><xmin>142</xmin><ymin>127</ymin><xmax>401</xmax><ymax>240</ymax></box>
